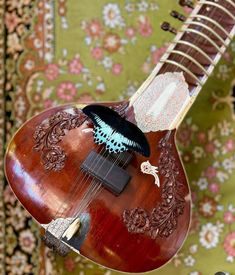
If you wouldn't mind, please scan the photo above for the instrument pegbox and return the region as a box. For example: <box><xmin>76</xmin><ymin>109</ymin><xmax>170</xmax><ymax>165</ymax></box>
<box><xmin>161</xmin><ymin>22</ymin><xmax>177</xmax><ymax>35</ymax></box>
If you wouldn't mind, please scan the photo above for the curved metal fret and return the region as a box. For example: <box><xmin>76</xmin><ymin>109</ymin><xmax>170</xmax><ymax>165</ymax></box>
<box><xmin>185</xmin><ymin>21</ymin><xmax>227</xmax><ymax>46</ymax></box>
<box><xmin>173</xmin><ymin>40</ymin><xmax>215</xmax><ymax>65</ymax></box>
<box><xmin>159</xmin><ymin>59</ymin><xmax>203</xmax><ymax>86</ymax></box>
<box><xmin>199</xmin><ymin>0</ymin><xmax>235</xmax><ymax>21</ymax></box>
<box><xmin>189</xmin><ymin>14</ymin><xmax>232</xmax><ymax>39</ymax></box>
<box><xmin>181</xmin><ymin>28</ymin><xmax>224</xmax><ymax>54</ymax></box>
<box><xmin>167</xmin><ymin>50</ymin><xmax>209</xmax><ymax>76</ymax></box>
<box><xmin>224</xmin><ymin>0</ymin><xmax>235</xmax><ymax>9</ymax></box>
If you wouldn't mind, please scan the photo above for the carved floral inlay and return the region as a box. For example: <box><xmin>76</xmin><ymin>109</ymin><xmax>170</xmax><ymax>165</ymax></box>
<box><xmin>33</xmin><ymin>108</ymin><xmax>87</xmax><ymax>171</ymax></box>
<box><xmin>123</xmin><ymin>132</ymin><xmax>186</xmax><ymax>239</ymax></box>
<box><xmin>33</xmin><ymin>102</ymin><xmax>129</xmax><ymax>171</ymax></box>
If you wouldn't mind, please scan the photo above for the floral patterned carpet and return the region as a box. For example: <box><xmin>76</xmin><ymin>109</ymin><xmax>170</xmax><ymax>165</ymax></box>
<box><xmin>1</xmin><ymin>0</ymin><xmax>235</xmax><ymax>274</ymax></box>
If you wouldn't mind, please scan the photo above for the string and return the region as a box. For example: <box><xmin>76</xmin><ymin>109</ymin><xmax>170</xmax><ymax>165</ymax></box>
<box><xmin>52</xmin><ymin>145</ymin><xmax>107</xmax><ymax>237</ymax></box>
<box><xmin>71</xmin><ymin>155</ymin><xmax>119</xmax><ymax>218</ymax></box>
<box><xmin>54</xmin><ymin>121</ymin><xmax>128</xmax><ymax>219</ymax></box>
<box><xmin>53</xmin><ymin>145</ymin><xmax>106</xmax><ymax>217</ymax></box>
<box><xmin>54</xmin><ymin>132</ymin><xmax>131</xmax><ymax>237</ymax></box>
<box><xmin>70</xmin><ymin>131</ymin><xmax>132</xmax><ymax>218</ymax></box>
<box><xmin>58</xmin><ymin>134</ymin><xmax>124</xmax><ymax>216</ymax></box>
<box><xmin>71</xmin><ymin>150</ymin><xmax>133</xmax><ymax>220</ymax></box>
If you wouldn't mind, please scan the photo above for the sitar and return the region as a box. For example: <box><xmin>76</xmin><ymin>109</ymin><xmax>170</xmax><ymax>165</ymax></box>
<box><xmin>4</xmin><ymin>0</ymin><xmax>235</xmax><ymax>273</ymax></box>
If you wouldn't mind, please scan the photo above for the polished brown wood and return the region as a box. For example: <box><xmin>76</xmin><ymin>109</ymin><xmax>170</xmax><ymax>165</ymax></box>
<box><xmin>5</xmin><ymin>102</ymin><xmax>191</xmax><ymax>273</ymax></box>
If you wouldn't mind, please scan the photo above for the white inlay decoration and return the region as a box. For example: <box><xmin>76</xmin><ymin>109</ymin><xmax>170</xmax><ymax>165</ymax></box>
<box><xmin>140</xmin><ymin>161</ymin><xmax>160</xmax><ymax>187</ymax></box>
<box><xmin>131</xmin><ymin>72</ymin><xmax>190</xmax><ymax>132</ymax></box>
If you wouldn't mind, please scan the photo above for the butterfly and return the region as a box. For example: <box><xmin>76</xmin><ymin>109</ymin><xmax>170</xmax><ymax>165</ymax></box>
<box><xmin>83</xmin><ymin>104</ymin><xmax>150</xmax><ymax>157</ymax></box>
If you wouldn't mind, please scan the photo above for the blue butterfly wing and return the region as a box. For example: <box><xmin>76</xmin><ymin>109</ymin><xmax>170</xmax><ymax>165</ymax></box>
<box><xmin>93</xmin><ymin>114</ymin><xmax>139</xmax><ymax>154</ymax></box>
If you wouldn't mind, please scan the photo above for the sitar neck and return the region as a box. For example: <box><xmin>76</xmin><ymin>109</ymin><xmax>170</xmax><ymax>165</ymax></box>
<box><xmin>129</xmin><ymin>0</ymin><xmax>235</xmax><ymax>132</ymax></box>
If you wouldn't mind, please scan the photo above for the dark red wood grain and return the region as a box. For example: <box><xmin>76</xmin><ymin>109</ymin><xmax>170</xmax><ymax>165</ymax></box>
<box><xmin>4</xmin><ymin>102</ymin><xmax>191</xmax><ymax>273</ymax></box>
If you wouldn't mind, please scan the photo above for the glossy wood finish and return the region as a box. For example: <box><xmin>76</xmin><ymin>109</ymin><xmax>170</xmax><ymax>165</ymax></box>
<box><xmin>5</xmin><ymin>102</ymin><xmax>191</xmax><ymax>273</ymax></box>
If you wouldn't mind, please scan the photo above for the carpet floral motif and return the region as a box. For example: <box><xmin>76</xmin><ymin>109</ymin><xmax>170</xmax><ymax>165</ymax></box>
<box><xmin>2</xmin><ymin>0</ymin><xmax>235</xmax><ymax>274</ymax></box>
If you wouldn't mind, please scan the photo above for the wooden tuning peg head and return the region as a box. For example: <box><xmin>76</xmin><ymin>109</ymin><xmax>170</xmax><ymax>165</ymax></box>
<box><xmin>161</xmin><ymin>22</ymin><xmax>177</xmax><ymax>35</ymax></box>
<box><xmin>179</xmin><ymin>0</ymin><xmax>194</xmax><ymax>9</ymax></box>
<box><xmin>170</xmin><ymin>10</ymin><xmax>186</xmax><ymax>22</ymax></box>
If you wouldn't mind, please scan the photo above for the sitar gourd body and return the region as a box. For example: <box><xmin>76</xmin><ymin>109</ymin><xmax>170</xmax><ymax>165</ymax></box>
<box><xmin>5</xmin><ymin>102</ymin><xmax>191</xmax><ymax>273</ymax></box>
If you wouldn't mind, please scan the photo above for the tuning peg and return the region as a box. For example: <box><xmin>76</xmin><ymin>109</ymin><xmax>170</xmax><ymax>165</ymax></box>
<box><xmin>170</xmin><ymin>10</ymin><xmax>186</xmax><ymax>22</ymax></box>
<box><xmin>161</xmin><ymin>22</ymin><xmax>177</xmax><ymax>35</ymax></box>
<box><xmin>179</xmin><ymin>0</ymin><xmax>194</xmax><ymax>9</ymax></box>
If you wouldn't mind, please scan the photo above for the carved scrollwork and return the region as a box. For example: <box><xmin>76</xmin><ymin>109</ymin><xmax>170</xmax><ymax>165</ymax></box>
<box><xmin>41</xmin><ymin>146</ymin><xmax>67</xmax><ymax>171</ymax></box>
<box><xmin>33</xmin><ymin>102</ymin><xmax>129</xmax><ymax>171</ymax></box>
<box><xmin>123</xmin><ymin>132</ymin><xmax>186</xmax><ymax>239</ymax></box>
<box><xmin>33</xmin><ymin>108</ymin><xmax>87</xmax><ymax>171</ymax></box>
<box><xmin>123</xmin><ymin>208</ymin><xmax>151</xmax><ymax>234</ymax></box>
